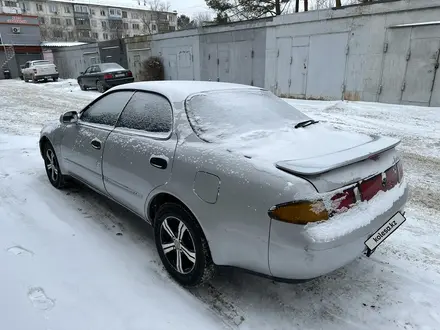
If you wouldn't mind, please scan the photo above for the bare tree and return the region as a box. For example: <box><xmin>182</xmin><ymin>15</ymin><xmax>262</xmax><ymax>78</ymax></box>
<box><xmin>192</xmin><ymin>12</ymin><xmax>213</xmax><ymax>27</ymax></box>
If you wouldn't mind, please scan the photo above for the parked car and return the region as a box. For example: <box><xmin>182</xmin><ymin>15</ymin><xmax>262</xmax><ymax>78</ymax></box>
<box><xmin>77</xmin><ymin>63</ymin><xmax>134</xmax><ymax>93</ymax></box>
<box><xmin>19</xmin><ymin>64</ymin><xmax>25</xmax><ymax>80</ymax></box>
<box><xmin>39</xmin><ymin>81</ymin><xmax>409</xmax><ymax>287</ymax></box>
<box><xmin>22</xmin><ymin>60</ymin><xmax>59</xmax><ymax>82</ymax></box>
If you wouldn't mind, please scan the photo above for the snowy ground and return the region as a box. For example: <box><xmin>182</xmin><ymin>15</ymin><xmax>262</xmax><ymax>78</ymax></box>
<box><xmin>0</xmin><ymin>79</ymin><xmax>439</xmax><ymax>330</ymax></box>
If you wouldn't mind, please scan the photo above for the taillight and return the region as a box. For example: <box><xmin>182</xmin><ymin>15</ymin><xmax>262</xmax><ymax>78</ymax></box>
<box><xmin>331</xmin><ymin>188</ymin><xmax>356</xmax><ymax>213</ymax></box>
<box><xmin>104</xmin><ymin>73</ymin><xmax>113</xmax><ymax>79</ymax></box>
<box><xmin>268</xmin><ymin>201</ymin><xmax>329</xmax><ymax>225</ymax></box>
<box><xmin>127</xmin><ymin>71</ymin><xmax>132</xmax><ymax>77</ymax></box>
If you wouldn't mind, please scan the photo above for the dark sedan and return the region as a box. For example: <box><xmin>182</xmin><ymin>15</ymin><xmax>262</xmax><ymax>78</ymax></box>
<box><xmin>77</xmin><ymin>63</ymin><xmax>134</xmax><ymax>93</ymax></box>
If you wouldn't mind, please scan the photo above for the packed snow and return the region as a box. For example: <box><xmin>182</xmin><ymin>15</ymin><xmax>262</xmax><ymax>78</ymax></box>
<box><xmin>1</xmin><ymin>79</ymin><xmax>440</xmax><ymax>330</ymax></box>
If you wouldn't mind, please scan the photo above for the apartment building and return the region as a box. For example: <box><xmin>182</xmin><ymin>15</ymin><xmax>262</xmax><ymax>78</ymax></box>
<box><xmin>0</xmin><ymin>0</ymin><xmax>177</xmax><ymax>42</ymax></box>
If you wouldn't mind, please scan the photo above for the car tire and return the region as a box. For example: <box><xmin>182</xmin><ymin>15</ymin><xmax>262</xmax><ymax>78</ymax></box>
<box><xmin>97</xmin><ymin>80</ymin><xmax>105</xmax><ymax>93</ymax></box>
<box><xmin>32</xmin><ymin>75</ymin><xmax>38</xmax><ymax>83</ymax></box>
<box><xmin>154</xmin><ymin>203</ymin><xmax>216</xmax><ymax>287</ymax></box>
<box><xmin>53</xmin><ymin>77</ymin><xmax>58</xmax><ymax>82</ymax></box>
<box><xmin>79</xmin><ymin>80</ymin><xmax>87</xmax><ymax>91</ymax></box>
<box><xmin>43</xmin><ymin>142</ymin><xmax>66</xmax><ymax>189</ymax></box>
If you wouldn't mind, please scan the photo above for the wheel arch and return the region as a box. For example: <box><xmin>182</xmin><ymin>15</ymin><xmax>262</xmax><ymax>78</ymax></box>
<box><xmin>147</xmin><ymin>192</ymin><xmax>212</xmax><ymax>244</ymax></box>
<box><xmin>39</xmin><ymin>135</ymin><xmax>51</xmax><ymax>157</ymax></box>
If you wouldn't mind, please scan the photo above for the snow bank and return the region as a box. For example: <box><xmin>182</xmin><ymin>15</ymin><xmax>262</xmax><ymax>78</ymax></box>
<box><xmin>304</xmin><ymin>179</ymin><xmax>408</xmax><ymax>243</ymax></box>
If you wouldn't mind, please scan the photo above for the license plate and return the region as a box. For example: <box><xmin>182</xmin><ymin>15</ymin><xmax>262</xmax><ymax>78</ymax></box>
<box><xmin>365</xmin><ymin>212</ymin><xmax>406</xmax><ymax>254</ymax></box>
<box><xmin>115</xmin><ymin>74</ymin><xmax>125</xmax><ymax>78</ymax></box>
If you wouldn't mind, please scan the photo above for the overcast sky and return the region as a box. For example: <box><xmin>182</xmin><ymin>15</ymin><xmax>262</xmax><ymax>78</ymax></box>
<box><xmin>167</xmin><ymin>0</ymin><xmax>212</xmax><ymax>16</ymax></box>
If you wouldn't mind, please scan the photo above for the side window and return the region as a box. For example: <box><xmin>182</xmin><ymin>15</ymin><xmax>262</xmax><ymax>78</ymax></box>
<box><xmin>80</xmin><ymin>91</ymin><xmax>134</xmax><ymax>126</ymax></box>
<box><xmin>116</xmin><ymin>92</ymin><xmax>173</xmax><ymax>133</ymax></box>
<box><xmin>84</xmin><ymin>67</ymin><xmax>91</xmax><ymax>74</ymax></box>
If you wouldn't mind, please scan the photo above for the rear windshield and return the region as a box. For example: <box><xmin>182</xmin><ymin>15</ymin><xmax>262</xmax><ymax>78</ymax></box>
<box><xmin>33</xmin><ymin>61</ymin><xmax>50</xmax><ymax>66</ymax></box>
<box><xmin>185</xmin><ymin>89</ymin><xmax>310</xmax><ymax>142</ymax></box>
<box><xmin>100</xmin><ymin>63</ymin><xmax>124</xmax><ymax>72</ymax></box>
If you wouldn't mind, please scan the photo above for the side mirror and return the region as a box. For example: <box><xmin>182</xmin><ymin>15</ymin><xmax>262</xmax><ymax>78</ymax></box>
<box><xmin>80</xmin><ymin>72</ymin><xmax>84</xmax><ymax>75</ymax></box>
<box><xmin>60</xmin><ymin>111</ymin><xmax>78</xmax><ymax>124</ymax></box>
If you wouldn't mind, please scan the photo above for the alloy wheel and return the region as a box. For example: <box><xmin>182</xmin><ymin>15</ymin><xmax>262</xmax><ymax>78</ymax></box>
<box><xmin>159</xmin><ymin>216</ymin><xmax>196</xmax><ymax>274</ymax></box>
<box><xmin>45</xmin><ymin>148</ymin><xmax>59</xmax><ymax>183</ymax></box>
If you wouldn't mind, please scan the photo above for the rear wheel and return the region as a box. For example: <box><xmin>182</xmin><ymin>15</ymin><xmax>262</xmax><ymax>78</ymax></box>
<box><xmin>32</xmin><ymin>75</ymin><xmax>38</xmax><ymax>83</ymax></box>
<box><xmin>43</xmin><ymin>142</ymin><xmax>66</xmax><ymax>189</ymax></box>
<box><xmin>97</xmin><ymin>80</ymin><xmax>105</xmax><ymax>93</ymax></box>
<box><xmin>53</xmin><ymin>77</ymin><xmax>58</xmax><ymax>82</ymax></box>
<box><xmin>154</xmin><ymin>203</ymin><xmax>216</xmax><ymax>287</ymax></box>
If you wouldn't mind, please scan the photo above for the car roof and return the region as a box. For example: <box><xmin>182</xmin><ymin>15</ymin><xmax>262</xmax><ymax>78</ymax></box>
<box><xmin>111</xmin><ymin>81</ymin><xmax>263</xmax><ymax>103</ymax></box>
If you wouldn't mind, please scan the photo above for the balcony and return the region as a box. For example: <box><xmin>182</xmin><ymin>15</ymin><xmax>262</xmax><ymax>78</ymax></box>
<box><xmin>1</xmin><ymin>6</ymin><xmax>22</xmax><ymax>14</ymax></box>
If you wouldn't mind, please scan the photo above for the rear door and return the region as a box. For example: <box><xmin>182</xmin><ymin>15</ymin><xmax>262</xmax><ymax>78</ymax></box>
<box><xmin>60</xmin><ymin>91</ymin><xmax>134</xmax><ymax>193</ymax></box>
<box><xmin>102</xmin><ymin>91</ymin><xmax>177</xmax><ymax>217</ymax></box>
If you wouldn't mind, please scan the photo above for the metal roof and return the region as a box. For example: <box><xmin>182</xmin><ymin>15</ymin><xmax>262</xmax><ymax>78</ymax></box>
<box><xmin>41</xmin><ymin>41</ymin><xmax>88</xmax><ymax>47</ymax></box>
<box><xmin>390</xmin><ymin>21</ymin><xmax>440</xmax><ymax>28</ymax></box>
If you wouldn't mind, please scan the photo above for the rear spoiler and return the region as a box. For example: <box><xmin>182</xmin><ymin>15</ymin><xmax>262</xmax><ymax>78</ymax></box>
<box><xmin>276</xmin><ymin>135</ymin><xmax>401</xmax><ymax>176</ymax></box>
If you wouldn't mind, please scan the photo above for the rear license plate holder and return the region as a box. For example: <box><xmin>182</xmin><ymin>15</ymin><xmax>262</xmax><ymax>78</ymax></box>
<box><xmin>364</xmin><ymin>212</ymin><xmax>406</xmax><ymax>257</ymax></box>
<box><xmin>115</xmin><ymin>74</ymin><xmax>125</xmax><ymax>78</ymax></box>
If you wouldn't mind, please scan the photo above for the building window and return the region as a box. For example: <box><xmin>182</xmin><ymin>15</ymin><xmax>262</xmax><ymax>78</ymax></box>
<box><xmin>21</xmin><ymin>1</ymin><xmax>30</xmax><ymax>12</ymax></box>
<box><xmin>132</xmin><ymin>23</ymin><xmax>139</xmax><ymax>30</ymax></box>
<box><xmin>101</xmin><ymin>21</ymin><xmax>107</xmax><ymax>28</ymax></box>
<box><xmin>82</xmin><ymin>6</ymin><xmax>87</xmax><ymax>12</ymax></box>
<box><xmin>38</xmin><ymin>16</ymin><xmax>45</xmax><ymax>24</ymax></box>
<box><xmin>53</xmin><ymin>30</ymin><xmax>63</xmax><ymax>38</ymax></box>
<box><xmin>36</xmin><ymin>3</ymin><xmax>43</xmax><ymax>11</ymax></box>
<box><xmin>152</xmin><ymin>24</ymin><xmax>157</xmax><ymax>31</ymax></box>
<box><xmin>90</xmin><ymin>8</ymin><xmax>95</xmax><ymax>15</ymax></box>
<box><xmin>74</xmin><ymin>4</ymin><xmax>81</xmax><ymax>12</ymax></box>
<box><xmin>116</xmin><ymin>9</ymin><xmax>121</xmax><ymax>16</ymax></box>
<box><xmin>91</xmin><ymin>20</ymin><xmax>97</xmax><ymax>27</ymax></box>
<box><xmin>49</xmin><ymin>4</ymin><xmax>57</xmax><ymax>12</ymax></box>
<box><xmin>51</xmin><ymin>17</ymin><xmax>61</xmax><ymax>25</ymax></box>
<box><xmin>68</xmin><ymin>31</ymin><xmax>74</xmax><ymax>39</ymax></box>
<box><xmin>131</xmin><ymin>12</ymin><xmax>139</xmax><ymax>19</ymax></box>
<box><xmin>66</xmin><ymin>18</ymin><xmax>72</xmax><ymax>26</ymax></box>
<box><xmin>4</xmin><ymin>1</ymin><xmax>17</xmax><ymax>7</ymax></box>
<box><xmin>123</xmin><ymin>22</ymin><xmax>128</xmax><ymax>29</ymax></box>
<box><xmin>64</xmin><ymin>6</ymin><xmax>71</xmax><ymax>13</ymax></box>
<box><xmin>122</xmin><ymin>11</ymin><xmax>127</xmax><ymax>18</ymax></box>
<box><xmin>75</xmin><ymin>18</ymin><xmax>88</xmax><ymax>26</ymax></box>
<box><xmin>103</xmin><ymin>33</ymin><xmax>108</xmax><ymax>40</ymax></box>
<box><xmin>79</xmin><ymin>31</ymin><xmax>90</xmax><ymax>38</ymax></box>
<box><xmin>100</xmin><ymin>9</ymin><xmax>106</xmax><ymax>16</ymax></box>
<box><xmin>92</xmin><ymin>32</ymin><xmax>98</xmax><ymax>39</ymax></box>
<box><xmin>109</xmin><ymin>8</ymin><xmax>115</xmax><ymax>15</ymax></box>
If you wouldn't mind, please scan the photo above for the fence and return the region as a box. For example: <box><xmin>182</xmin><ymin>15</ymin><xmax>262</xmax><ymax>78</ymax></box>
<box><xmin>51</xmin><ymin>0</ymin><xmax>440</xmax><ymax>107</ymax></box>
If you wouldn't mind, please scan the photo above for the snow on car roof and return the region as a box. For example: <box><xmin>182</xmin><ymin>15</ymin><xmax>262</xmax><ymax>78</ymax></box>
<box><xmin>111</xmin><ymin>81</ymin><xmax>262</xmax><ymax>102</ymax></box>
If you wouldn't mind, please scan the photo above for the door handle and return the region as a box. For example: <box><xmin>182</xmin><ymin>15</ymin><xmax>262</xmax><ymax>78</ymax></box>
<box><xmin>91</xmin><ymin>138</ymin><xmax>102</xmax><ymax>150</ymax></box>
<box><xmin>150</xmin><ymin>156</ymin><xmax>168</xmax><ymax>170</ymax></box>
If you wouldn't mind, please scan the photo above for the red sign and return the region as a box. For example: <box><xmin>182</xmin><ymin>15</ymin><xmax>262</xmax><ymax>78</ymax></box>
<box><xmin>6</xmin><ymin>16</ymin><xmax>28</xmax><ymax>24</ymax></box>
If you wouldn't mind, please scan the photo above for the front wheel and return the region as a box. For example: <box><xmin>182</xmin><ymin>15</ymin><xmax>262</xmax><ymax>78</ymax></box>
<box><xmin>79</xmin><ymin>80</ymin><xmax>87</xmax><ymax>91</ymax></box>
<box><xmin>154</xmin><ymin>203</ymin><xmax>216</xmax><ymax>287</ymax></box>
<box><xmin>96</xmin><ymin>80</ymin><xmax>105</xmax><ymax>93</ymax></box>
<box><xmin>43</xmin><ymin>142</ymin><xmax>66</xmax><ymax>189</ymax></box>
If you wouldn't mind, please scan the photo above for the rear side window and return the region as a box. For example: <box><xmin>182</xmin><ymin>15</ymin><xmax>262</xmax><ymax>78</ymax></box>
<box><xmin>116</xmin><ymin>92</ymin><xmax>172</xmax><ymax>134</ymax></box>
<box><xmin>80</xmin><ymin>91</ymin><xmax>134</xmax><ymax>126</ymax></box>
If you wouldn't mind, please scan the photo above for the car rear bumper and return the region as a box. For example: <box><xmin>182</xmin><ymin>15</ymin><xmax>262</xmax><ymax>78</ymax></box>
<box><xmin>104</xmin><ymin>77</ymin><xmax>134</xmax><ymax>88</ymax></box>
<box><xmin>35</xmin><ymin>73</ymin><xmax>59</xmax><ymax>80</ymax></box>
<box><xmin>268</xmin><ymin>182</ymin><xmax>409</xmax><ymax>280</ymax></box>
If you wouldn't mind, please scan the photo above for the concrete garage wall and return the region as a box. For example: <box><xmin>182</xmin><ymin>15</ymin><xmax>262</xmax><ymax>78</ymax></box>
<box><xmin>266</xmin><ymin>0</ymin><xmax>440</xmax><ymax>106</ymax></box>
<box><xmin>52</xmin><ymin>43</ymin><xmax>100</xmax><ymax>79</ymax></box>
<box><xmin>125</xmin><ymin>35</ymin><xmax>152</xmax><ymax>81</ymax></box>
<box><xmin>150</xmin><ymin>29</ymin><xmax>201</xmax><ymax>81</ymax></box>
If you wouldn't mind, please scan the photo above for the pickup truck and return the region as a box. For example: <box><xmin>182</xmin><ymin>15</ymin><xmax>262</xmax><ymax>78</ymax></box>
<box><xmin>22</xmin><ymin>60</ymin><xmax>59</xmax><ymax>82</ymax></box>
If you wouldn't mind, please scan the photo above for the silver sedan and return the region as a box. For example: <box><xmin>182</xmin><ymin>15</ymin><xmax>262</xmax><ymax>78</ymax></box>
<box><xmin>40</xmin><ymin>81</ymin><xmax>409</xmax><ymax>286</ymax></box>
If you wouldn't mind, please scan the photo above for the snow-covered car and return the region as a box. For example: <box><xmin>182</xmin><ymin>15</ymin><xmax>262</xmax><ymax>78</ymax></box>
<box><xmin>22</xmin><ymin>60</ymin><xmax>59</xmax><ymax>83</ymax></box>
<box><xmin>39</xmin><ymin>81</ymin><xmax>409</xmax><ymax>287</ymax></box>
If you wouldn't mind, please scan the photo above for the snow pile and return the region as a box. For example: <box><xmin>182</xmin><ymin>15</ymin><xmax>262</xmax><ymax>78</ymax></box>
<box><xmin>304</xmin><ymin>179</ymin><xmax>408</xmax><ymax>243</ymax></box>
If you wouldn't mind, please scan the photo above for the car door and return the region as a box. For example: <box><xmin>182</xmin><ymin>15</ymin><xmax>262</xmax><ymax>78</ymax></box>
<box><xmin>102</xmin><ymin>91</ymin><xmax>177</xmax><ymax>218</ymax></box>
<box><xmin>90</xmin><ymin>65</ymin><xmax>102</xmax><ymax>88</ymax></box>
<box><xmin>23</xmin><ymin>62</ymin><xmax>30</xmax><ymax>77</ymax></box>
<box><xmin>60</xmin><ymin>91</ymin><xmax>135</xmax><ymax>193</ymax></box>
<box><xmin>81</xmin><ymin>66</ymin><xmax>92</xmax><ymax>85</ymax></box>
